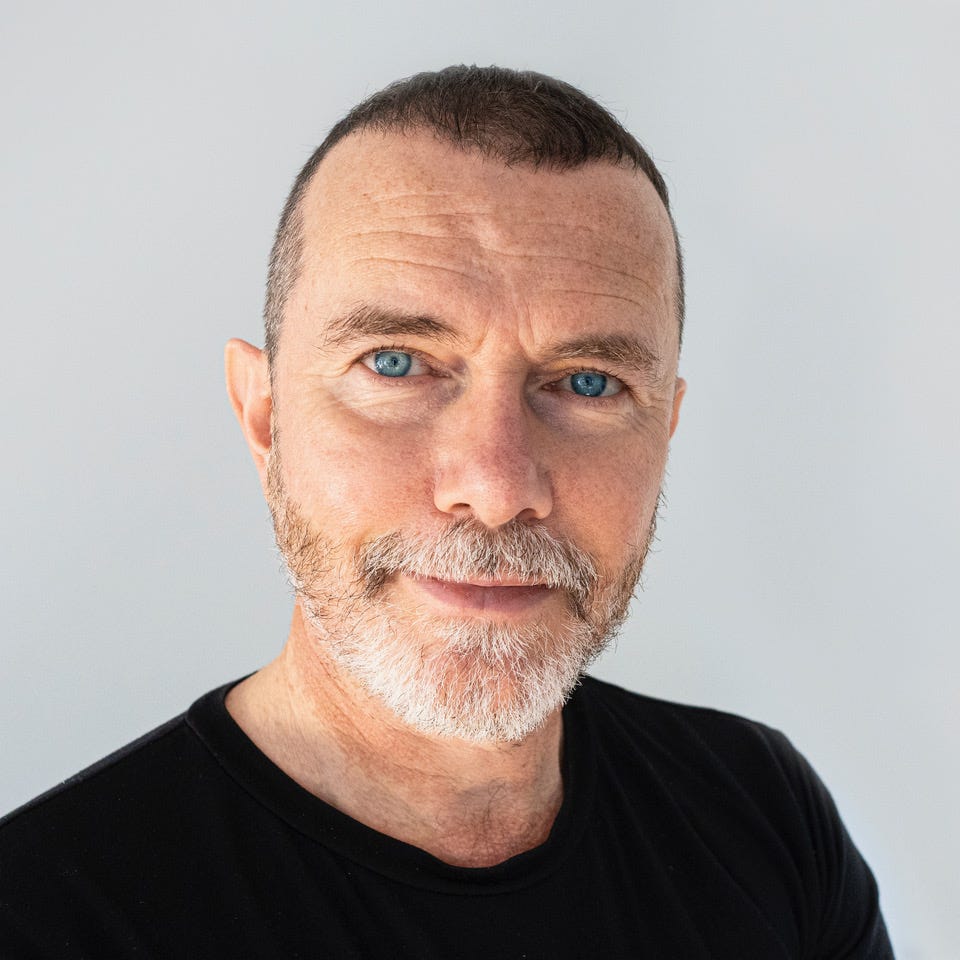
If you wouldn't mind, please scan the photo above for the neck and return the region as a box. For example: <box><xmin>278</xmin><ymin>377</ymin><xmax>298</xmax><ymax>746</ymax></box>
<box><xmin>226</xmin><ymin>604</ymin><xmax>565</xmax><ymax>867</ymax></box>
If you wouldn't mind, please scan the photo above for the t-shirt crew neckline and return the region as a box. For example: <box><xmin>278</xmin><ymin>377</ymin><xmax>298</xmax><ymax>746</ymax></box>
<box><xmin>186</xmin><ymin>677</ymin><xmax>599</xmax><ymax>896</ymax></box>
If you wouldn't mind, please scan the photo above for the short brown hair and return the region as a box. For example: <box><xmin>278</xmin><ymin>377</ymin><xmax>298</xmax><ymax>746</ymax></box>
<box><xmin>263</xmin><ymin>65</ymin><xmax>684</xmax><ymax>362</ymax></box>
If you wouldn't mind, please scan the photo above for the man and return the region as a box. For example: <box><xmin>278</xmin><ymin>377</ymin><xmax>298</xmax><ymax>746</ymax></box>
<box><xmin>0</xmin><ymin>66</ymin><xmax>893</xmax><ymax>957</ymax></box>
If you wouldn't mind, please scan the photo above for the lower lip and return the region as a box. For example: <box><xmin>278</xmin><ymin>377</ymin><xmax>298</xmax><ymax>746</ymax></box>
<box><xmin>405</xmin><ymin>576</ymin><xmax>555</xmax><ymax>615</ymax></box>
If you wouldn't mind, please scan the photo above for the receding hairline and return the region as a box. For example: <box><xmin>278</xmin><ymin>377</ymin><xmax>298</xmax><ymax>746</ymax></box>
<box><xmin>263</xmin><ymin>67</ymin><xmax>685</xmax><ymax>364</ymax></box>
<box><xmin>276</xmin><ymin>134</ymin><xmax>681</xmax><ymax>344</ymax></box>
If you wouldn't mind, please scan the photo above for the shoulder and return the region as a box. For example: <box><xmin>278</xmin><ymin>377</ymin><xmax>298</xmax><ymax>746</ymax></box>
<box><xmin>0</xmin><ymin>710</ymin><xmax>205</xmax><ymax>881</ymax></box>
<box><xmin>576</xmin><ymin>673</ymin><xmax>798</xmax><ymax>772</ymax></box>
<box><xmin>574</xmin><ymin>676</ymin><xmax>892</xmax><ymax>958</ymax></box>
<box><xmin>0</xmin><ymin>678</ymin><xmax>246</xmax><ymax>853</ymax></box>
<box><xmin>574</xmin><ymin>675</ymin><xmax>840</xmax><ymax>860</ymax></box>
<box><xmin>2</xmin><ymin>712</ymin><xmax>187</xmax><ymax>829</ymax></box>
<box><xmin>0</xmin><ymin>688</ymin><xmax>238</xmax><ymax>956</ymax></box>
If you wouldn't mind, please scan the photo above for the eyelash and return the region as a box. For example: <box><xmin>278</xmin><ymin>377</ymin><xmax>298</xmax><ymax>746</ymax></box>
<box><xmin>358</xmin><ymin>344</ymin><xmax>439</xmax><ymax>376</ymax></box>
<box><xmin>553</xmin><ymin>369</ymin><xmax>624</xmax><ymax>398</ymax></box>
<box><xmin>357</xmin><ymin>345</ymin><xmax>627</xmax><ymax>399</ymax></box>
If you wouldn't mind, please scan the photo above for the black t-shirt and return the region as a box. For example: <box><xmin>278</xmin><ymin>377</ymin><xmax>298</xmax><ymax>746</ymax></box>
<box><xmin>0</xmin><ymin>676</ymin><xmax>893</xmax><ymax>958</ymax></box>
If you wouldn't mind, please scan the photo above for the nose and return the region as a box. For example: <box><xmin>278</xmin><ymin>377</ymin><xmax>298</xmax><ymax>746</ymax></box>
<box><xmin>433</xmin><ymin>390</ymin><xmax>553</xmax><ymax>528</ymax></box>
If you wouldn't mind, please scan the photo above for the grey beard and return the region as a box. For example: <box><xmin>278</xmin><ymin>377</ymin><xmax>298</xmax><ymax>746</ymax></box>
<box><xmin>267</xmin><ymin>449</ymin><xmax>658</xmax><ymax>742</ymax></box>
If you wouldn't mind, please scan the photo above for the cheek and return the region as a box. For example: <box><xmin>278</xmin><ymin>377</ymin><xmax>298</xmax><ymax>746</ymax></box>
<box><xmin>281</xmin><ymin>403</ymin><xmax>433</xmax><ymax>534</ymax></box>
<box><xmin>551</xmin><ymin>435</ymin><xmax>665</xmax><ymax>567</ymax></box>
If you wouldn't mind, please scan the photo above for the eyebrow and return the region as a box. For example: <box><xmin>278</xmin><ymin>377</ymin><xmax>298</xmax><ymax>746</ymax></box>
<box><xmin>318</xmin><ymin>302</ymin><xmax>663</xmax><ymax>378</ymax></box>
<box><xmin>543</xmin><ymin>334</ymin><xmax>663</xmax><ymax>379</ymax></box>
<box><xmin>318</xmin><ymin>304</ymin><xmax>464</xmax><ymax>351</ymax></box>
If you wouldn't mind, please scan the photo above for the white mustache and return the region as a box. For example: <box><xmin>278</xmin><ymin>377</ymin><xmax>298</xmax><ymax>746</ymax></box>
<box><xmin>357</xmin><ymin>517</ymin><xmax>598</xmax><ymax>616</ymax></box>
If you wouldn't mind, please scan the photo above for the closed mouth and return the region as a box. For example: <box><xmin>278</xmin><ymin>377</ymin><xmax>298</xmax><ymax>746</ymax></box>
<box><xmin>404</xmin><ymin>574</ymin><xmax>555</xmax><ymax>614</ymax></box>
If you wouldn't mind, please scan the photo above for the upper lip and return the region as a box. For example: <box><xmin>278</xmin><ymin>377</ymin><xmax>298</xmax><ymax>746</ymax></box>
<box><xmin>415</xmin><ymin>574</ymin><xmax>548</xmax><ymax>589</ymax></box>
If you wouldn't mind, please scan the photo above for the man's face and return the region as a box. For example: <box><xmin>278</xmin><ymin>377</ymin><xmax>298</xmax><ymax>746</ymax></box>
<box><xmin>266</xmin><ymin>131</ymin><xmax>684</xmax><ymax>741</ymax></box>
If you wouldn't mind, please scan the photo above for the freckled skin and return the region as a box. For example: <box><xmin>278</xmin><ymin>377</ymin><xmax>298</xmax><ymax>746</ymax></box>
<box><xmin>224</xmin><ymin>130</ymin><xmax>686</xmax><ymax>867</ymax></box>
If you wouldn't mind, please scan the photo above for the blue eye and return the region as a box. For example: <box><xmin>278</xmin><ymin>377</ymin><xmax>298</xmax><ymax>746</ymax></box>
<box><xmin>372</xmin><ymin>351</ymin><xmax>413</xmax><ymax>377</ymax></box>
<box><xmin>569</xmin><ymin>371</ymin><xmax>615</xmax><ymax>397</ymax></box>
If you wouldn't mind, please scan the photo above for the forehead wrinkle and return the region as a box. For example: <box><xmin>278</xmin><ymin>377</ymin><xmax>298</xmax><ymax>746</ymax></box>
<box><xmin>342</xmin><ymin>228</ymin><xmax>667</xmax><ymax>295</ymax></box>
<box><xmin>349</xmin><ymin>255</ymin><xmax>485</xmax><ymax>284</ymax></box>
<box><xmin>368</xmin><ymin>208</ymin><xmax>489</xmax><ymax>220</ymax></box>
<box><xmin>341</xmin><ymin>207</ymin><xmax>671</xmax><ymax>271</ymax></box>
<box><xmin>357</xmin><ymin>189</ymin><xmax>466</xmax><ymax>205</ymax></box>
<box><xmin>482</xmin><ymin>249</ymin><xmax>666</xmax><ymax>291</ymax></box>
<box><xmin>547</xmin><ymin>288</ymin><xmax>658</xmax><ymax>310</ymax></box>
<box><xmin>342</xmin><ymin>228</ymin><xmax>486</xmax><ymax>250</ymax></box>
<box><xmin>332</xmin><ymin>200</ymin><xmax>492</xmax><ymax>230</ymax></box>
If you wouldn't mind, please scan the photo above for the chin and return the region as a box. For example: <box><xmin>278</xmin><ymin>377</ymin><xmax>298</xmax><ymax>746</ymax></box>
<box><xmin>310</xmin><ymin>609</ymin><xmax>607</xmax><ymax>743</ymax></box>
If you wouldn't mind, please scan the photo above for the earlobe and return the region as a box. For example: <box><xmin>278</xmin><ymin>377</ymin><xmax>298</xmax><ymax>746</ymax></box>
<box><xmin>669</xmin><ymin>377</ymin><xmax>686</xmax><ymax>438</ymax></box>
<box><xmin>224</xmin><ymin>339</ymin><xmax>273</xmax><ymax>482</ymax></box>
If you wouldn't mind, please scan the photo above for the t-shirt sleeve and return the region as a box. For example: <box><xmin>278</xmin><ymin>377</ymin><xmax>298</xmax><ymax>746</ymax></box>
<box><xmin>762</xmin><ymin>727</ymin><xmax>894</xmax><ymax>959</ymax></box>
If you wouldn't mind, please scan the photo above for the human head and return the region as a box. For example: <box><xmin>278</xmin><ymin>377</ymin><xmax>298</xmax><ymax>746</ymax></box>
<box><xmin>227</xmin><ymin>71</ymin><xmax>685</xmax><ymax>742</ymax></box>
<box><xmin>263</xmin><ymin>64</ymin><xmax>684</xmax><ymax>369</ymax></box>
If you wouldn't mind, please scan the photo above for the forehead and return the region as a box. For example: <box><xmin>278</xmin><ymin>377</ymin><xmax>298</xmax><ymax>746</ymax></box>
<box><xmin>288</xmin><ymin>131</ymin><xmax>679</xmax><ymax>361</ymax></box>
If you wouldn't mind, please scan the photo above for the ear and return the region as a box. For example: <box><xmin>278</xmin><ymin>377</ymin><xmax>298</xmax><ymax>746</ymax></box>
<box><xmin>225</xmin><ymin>339</ymin><xmax>272</xmax><ymax>488</ymax></box>
<box><xmin>669</xmin><ymin>377</ymin><xmax>686</xmax><ymax>438</ymax></box>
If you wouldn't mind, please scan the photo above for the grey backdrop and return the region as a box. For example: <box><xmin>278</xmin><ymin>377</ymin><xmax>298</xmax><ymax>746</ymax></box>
<box><xmin>2</xmin><ymin>2</ymin><xmax>957</xmax><ymax>956</ymax></box>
